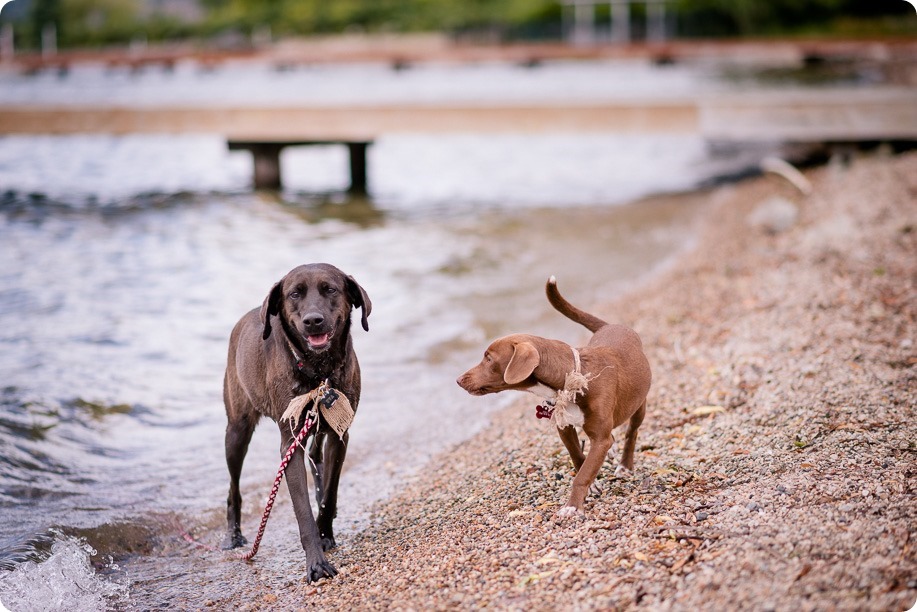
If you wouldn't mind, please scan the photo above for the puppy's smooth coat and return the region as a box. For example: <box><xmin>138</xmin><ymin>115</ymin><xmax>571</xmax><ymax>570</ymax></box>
<box><xmin>222</xmin><ymin>263</ymin><xmax>370</xmax><ymax>581</ymax></box>
<box><xmin>457</xmin><ymin>277</ymin><xmax>650</xmax><ymax>515</ymax></box>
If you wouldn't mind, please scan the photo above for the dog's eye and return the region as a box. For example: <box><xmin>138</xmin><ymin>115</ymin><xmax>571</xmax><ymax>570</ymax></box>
<box><xmin>325</xmin><ymin>286</ymin><xmax>338</xmax><ymax>295</ymax></box>
<box><xmin>289</xmin><ymin>292</ymin><xmax>300</xmax><ymax>299</ymax></box>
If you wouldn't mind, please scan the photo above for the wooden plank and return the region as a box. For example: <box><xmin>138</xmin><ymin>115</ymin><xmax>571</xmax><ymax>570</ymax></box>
<box><xmin>1</xmin><ymin>89</ymin><xmax>914</xmax><ymax>141</ymax></box>
<box><xmin>0</xmin><ymin>103</ymin><xmax>700</xmax><ymax>138</ymax></box>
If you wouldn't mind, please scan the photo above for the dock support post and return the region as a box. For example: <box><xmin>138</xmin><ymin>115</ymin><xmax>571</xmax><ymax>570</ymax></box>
<box><xmin>347</xmin><ymin>142</ymin><xmax>369</xmax><ymax>194</ymax></box>
<box><xmin>251</xmin><ymin>143</ymin><xmax>283</xmax><ymax>189</ymax></box>
<box><xmin>229</xmin><ymin>139</ymin><xmax>373</xmax><ymax>193</ymax></box>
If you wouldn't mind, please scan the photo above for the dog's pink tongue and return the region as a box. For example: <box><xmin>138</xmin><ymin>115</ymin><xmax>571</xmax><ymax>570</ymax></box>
<box><xmin>308</xmin><ymin>333</ymin><xmax>329</xmax><ymax>346</ymax></box>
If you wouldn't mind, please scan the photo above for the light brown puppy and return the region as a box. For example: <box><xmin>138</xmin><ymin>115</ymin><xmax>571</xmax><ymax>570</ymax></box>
<box><xmin>457</xmin><ymin>276</ymin><xmax>651</xmax><ymax>516</ymax></box>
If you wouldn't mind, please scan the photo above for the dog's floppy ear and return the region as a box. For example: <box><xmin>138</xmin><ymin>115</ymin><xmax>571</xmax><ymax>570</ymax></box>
<box><xmin>259</xmin><ymin>280</ymin><xmax>284</xmax><ymax>340</ymax></box>
<box><xmin>504</xmin><ymin>342</ymin><xmax>539</xmax><ymax>385</ymax></box>
<box><xmin>345</xmin><ymin>275</ymin><xmax>372</xmax><ymax>332</ymax></box>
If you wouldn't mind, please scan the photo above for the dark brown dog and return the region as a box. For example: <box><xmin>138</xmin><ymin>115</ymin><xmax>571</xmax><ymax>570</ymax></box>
<box><xmin>457</xmin><ymin>277</ymin><xmax>650</xmax><ymax>517</ymax></box>
<box><xmin>222</xmin><ymin>263</ymin><xmax>370</xmax><ymax>581</ymax></box>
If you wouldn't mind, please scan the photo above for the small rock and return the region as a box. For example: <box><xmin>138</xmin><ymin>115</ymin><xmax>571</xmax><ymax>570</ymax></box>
<box><xmin>747</xmin><ymin>501</ymin><xmax>762</xmax><ymax>512</ymax></box>
<box><xmin>695</xmin><ymin>511</ymin><xmax>709</xmax><ymax>522</ymax></box>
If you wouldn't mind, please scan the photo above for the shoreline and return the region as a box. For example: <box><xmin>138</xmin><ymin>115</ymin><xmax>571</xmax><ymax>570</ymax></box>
<box><xmin>218</xmin><ymin>150</ymin><xmax>914</xmax><ymax>610</ymax></box>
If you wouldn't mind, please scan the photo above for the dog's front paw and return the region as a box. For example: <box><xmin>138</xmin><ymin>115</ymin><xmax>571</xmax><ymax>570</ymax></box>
<box><xmin>555</xmin><ymin>505</ymin><xmax>585</xmax><ymax>520</ymax></box>
<box><xmin>589</xmin><ymin>480</ymin><xmax>604</xmax><ymax>497</ymax></box>
<box><xmin>614</xmin><ymin>465</ymin><xmax>633</xmax><ymax>479</ymax></box>
<box><xmin>305</xmin><ymin>554</ymin><xmax>338</xmax><ymax>583</ymax></box>
<box><xmin>221</xmin><ymin>530</ymin><xmax>247</xmax><ymax>550</ymax></box>
<box><xmin>320</xmin><ymin>533</ymin><xmax>337</xmax><ymax>552</ymax></box>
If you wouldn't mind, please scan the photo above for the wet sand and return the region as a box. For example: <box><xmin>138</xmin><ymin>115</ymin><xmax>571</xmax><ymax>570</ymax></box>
<box><xmin>189</xmin><ymin>151</ymin><xmax>914</xmax><ymax>610</ymax></box>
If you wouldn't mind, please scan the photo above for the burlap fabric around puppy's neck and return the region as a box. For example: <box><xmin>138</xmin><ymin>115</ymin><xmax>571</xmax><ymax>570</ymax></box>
<box><xmin>549</xmin><ymin>348</ymin><xmax>592</xmax><ymax>429</ymax></box>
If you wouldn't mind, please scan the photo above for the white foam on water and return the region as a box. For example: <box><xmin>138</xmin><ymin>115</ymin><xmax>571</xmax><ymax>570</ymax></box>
<box><xmin>0</xmin><ymin>534</ymin><xmax>127</xmax><ymax>612</ymax></box>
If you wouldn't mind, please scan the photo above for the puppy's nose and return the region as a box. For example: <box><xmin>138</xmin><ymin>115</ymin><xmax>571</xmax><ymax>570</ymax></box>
<box><xmin>303</xmin><ymin>313</ymin><xmax>325</xmax><ymax>329</ymax></box>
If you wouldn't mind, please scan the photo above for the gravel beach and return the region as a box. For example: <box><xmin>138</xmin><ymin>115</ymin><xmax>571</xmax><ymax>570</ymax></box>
<box><xmin>217</xmin><ymin>151</ymin><xmax>916</xmax><ymax>611</ymax></box>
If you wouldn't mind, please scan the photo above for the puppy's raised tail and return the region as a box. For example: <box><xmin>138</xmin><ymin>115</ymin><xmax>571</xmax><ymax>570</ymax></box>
<box><xmin>546</xmin><ymin>276</ymin><xmax>608</xmax><ymax>333</ymax></box>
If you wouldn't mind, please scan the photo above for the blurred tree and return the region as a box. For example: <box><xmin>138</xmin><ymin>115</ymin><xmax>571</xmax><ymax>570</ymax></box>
<box><xmin>675</xmin><ymin>0</ymin><xmax>913</xmax><ymax>37</ymax></box>
<box><xmin>10</xmin><ymin>0</ymin><xmax>917</xmax><ymax>49</ymax></box>
<box><xmin>59</xmin><ymin>0</ymin><xmax>139</xmax><ymax>46</ymax></box>
<box><xmin>29</xmin><ymin>0</ymin><xmax>62</xmax><ymax>47</ymax></box>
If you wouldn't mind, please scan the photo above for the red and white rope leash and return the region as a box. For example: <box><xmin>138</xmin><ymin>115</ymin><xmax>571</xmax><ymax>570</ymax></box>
<box><xmin>239</xmin><ymin>410</ymin><xmax>318</xmax><ymax>562</ymax></box>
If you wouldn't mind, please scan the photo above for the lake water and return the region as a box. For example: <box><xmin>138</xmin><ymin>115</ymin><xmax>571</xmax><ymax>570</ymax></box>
<box><xmin>0</xmin><ymin>55</ymin><xmax>815</xmax><ymax>610</ymax></box>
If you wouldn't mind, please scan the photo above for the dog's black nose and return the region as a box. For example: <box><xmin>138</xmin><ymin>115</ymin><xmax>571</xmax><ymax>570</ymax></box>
<box><xmin>303</xmin><ymin>313</ymin><xmax>325</xmax><ymax>329</ymax></box>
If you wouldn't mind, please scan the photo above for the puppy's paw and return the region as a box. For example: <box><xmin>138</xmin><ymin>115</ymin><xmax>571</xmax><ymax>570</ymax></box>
<box><xmin>589</xmin><ymin>480</ymin><xmax>604</xmax><ymax>497</ymax></box>
<box><xmin>614</xmin><ymin>465</ymin><xmax>633</xmax><ymax>479</ymax></box>
<box><xmin>555</xmin><ymin>505</ymin><xmax>585</xmax><ymax>520</ymax></box>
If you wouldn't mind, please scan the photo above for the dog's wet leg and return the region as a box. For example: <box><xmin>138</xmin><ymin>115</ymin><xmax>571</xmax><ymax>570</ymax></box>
<box><xmin>282</xmin><ymin>431</ymin><xmax>337</xmax><ymax>581</ymax></box>
<box><xmin>317</xmin><ymin>431</ymin><xmax>348</xmax><ymax>551</ymax></box>
<box><xmin>308</xmin><ymin>430</ymin><xmax>326</xmax><ymax>508</ymax></box>
<box><xmin>223</xmin><ymin>414</ymin><xmax>256</xmax><ymax>549</ymax></box>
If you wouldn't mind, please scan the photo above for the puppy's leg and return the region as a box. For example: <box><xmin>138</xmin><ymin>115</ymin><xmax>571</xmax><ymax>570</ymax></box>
<box><xmin>559</xmin><ymin>434</ymin><xmax>613</xmax><ymax>517</ymax></box>
<box><xmin>615</xmin><ymin>400</ymin><xmax>646</xmax><ymax>477</ymax></box>
<box><xmin>223</xmin><ymin>413</ymin><xmax>256</xmax><ymax>549</ymax></box>
<box><xmin>608</xmin><ymin>439</ymin><xmax>620</xmax><ymax>461</ymax></box>
<box><xmin>556</xmin><ymin>425</ymin><xmax>585</xmax><ymax>471</ymax></box>
<box><xmin>316</xmin><ymin>431</ymin><xmax>348</xmax><ymax>551</ymax></box>
<box><xmin>280</xmin><ymin>430</ymin><xmax>337</xmax><ymax>582</ymax></box>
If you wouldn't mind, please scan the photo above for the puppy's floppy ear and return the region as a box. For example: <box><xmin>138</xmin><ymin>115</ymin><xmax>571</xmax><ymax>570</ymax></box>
<box><xmin>260</xmin><ymin>281</ymin><xmax>284</xmax><ymax>340</ymax></box>
<box><xmin>345</xmin><ymin>275</ymin><xmax>372</xmax><ymax>332</ymax></box>
<box><xmin>504</xmin><ymin>342</ymin><xmax>539</xmax><ymax>385</ymax></box>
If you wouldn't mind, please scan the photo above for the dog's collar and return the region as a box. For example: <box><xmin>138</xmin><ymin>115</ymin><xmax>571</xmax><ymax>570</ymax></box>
<box><xmin>535</xmin><ymin>347</ymin><xmax>588</xmax><ymax>424</ymax></box>
<box><xmin>285</xmin><ymin>338</ymin><xmax>307</xmax><ymax>372</ymax></box>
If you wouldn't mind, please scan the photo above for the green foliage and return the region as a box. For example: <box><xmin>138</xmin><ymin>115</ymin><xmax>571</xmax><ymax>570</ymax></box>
<box><xmin>197</xmin><ymin>0</ymin><xmax>559</xmax><ymax>35</ymax></box>
<box><xmin>7</xmin><ymin>0</ymin><xmax>915</xmax><ymax>49</ymax></box>
<box><xmin>58</xmin><ymin>0</ymin><xmax>140</xmax><ymax>46</ymax></box>
<box><xmin>674</xmin><ymin>0</ymin><xmax>914</xmax><ymax>37</ymax></box>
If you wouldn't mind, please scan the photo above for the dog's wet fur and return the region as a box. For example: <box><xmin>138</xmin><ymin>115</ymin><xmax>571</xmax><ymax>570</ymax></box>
<box><xmin>222</xmin><ymin>263</ymin><xmax>370</xmax><ymax>581</ymax></box>
<box><xmin>457</xmin><ymin>277</ymin><xmax>651</xmax><ymax>516</ymax></box>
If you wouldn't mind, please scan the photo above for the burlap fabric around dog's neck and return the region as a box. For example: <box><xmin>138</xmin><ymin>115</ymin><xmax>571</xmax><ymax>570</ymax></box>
<box><xmin>281</xmin><ymin>379</ymin><xmax>354</xmax><ymax>439</ymax></box>
<box><xmin>549</xmin><ymin>348</ymin><xmax>592</xmax><ymax>429</ymax></box>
